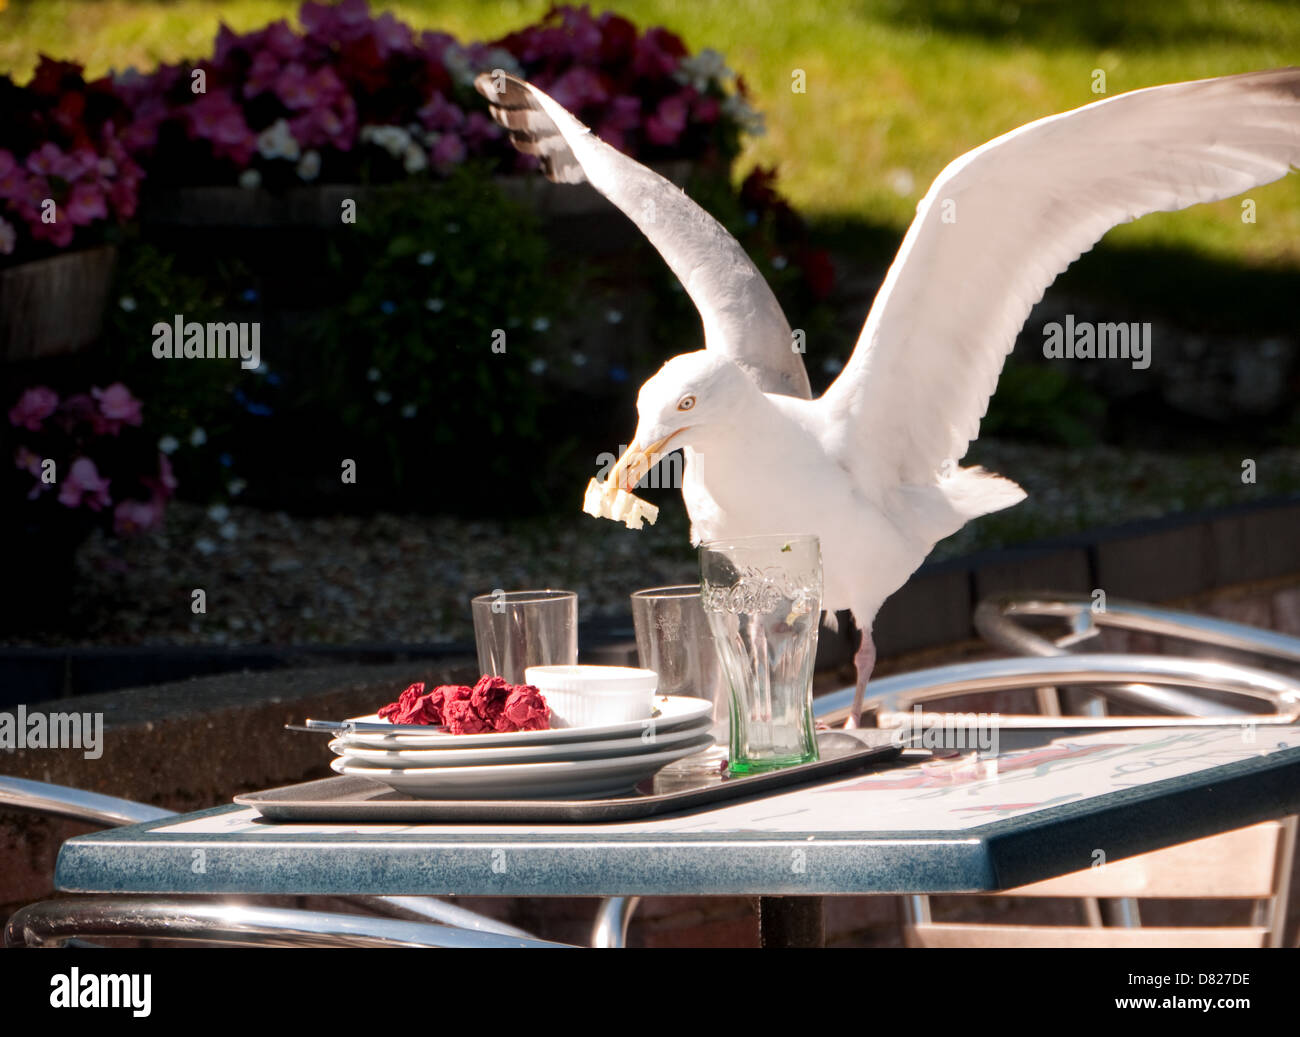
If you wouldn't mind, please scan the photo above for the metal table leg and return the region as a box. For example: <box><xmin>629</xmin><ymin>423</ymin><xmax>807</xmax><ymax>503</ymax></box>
<box><xmin>758</xmin><ymin>895</ymin><xmax>825</xmax><ymax>947</ymax></box>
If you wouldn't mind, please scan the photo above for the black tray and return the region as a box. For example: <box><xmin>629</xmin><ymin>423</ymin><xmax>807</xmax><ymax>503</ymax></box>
<box><xmin>235</xmin><ymin>730</ymin><xmax>910</xmax><ymax>823</ymax></box>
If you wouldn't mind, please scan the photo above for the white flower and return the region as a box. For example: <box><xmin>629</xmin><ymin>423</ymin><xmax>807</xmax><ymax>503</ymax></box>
<box><xmin>531</xmin><ymin>316</ymin><xmax>550</xmax><ymax>333</ymax></box>
<box><xmin>218</xmin><ymin>521</ymin><xmax>239</xmax><ymax>540</ymax></box>
<box><xmin>424</xmin><ymin>298</ymin><xmax>444</xmax><ymax>312</ymax></box>
<box><xmin>238</xmin><ymin>168</ymin><xmax>262</xmax><ymax>190</ymax></box>
<box><xmin>158</xmin><ymin>435</ymin><xmax>180</xmax><ymax>455</ymax></box>
<box><xmin>403</xmin><ymin>143</ymin><xmax>427</xmax><ymax>174</ymax></box>
<box><xmin>0</xmin><ymin>218</ymin><xmax>16</xmax><ymax>256</ymax></box>
<box><xmin>675</xmin><ymin>48</ymin><xmax>731</xmax><ymax>91</ymax></box>
<box><xmin>227</xmin><ymin>479</ymin><xmax>247</xmax><ymax>497</ymax></box>
<box><xmin>444</xmin><ymin>221</ymin><xmax>460</xmax><ymax>233</ymax></box>
<box><xmin>771</xmin><ymin>255</ymin><xmax>788</xmax><ymax>271</ymax></box>
<box><xmin>528</xmin><ymin>358</ymin><xmax>547</xmax><ymax>375</ymax></box>
<box><xmin>256</xmin><ymin>118</ymin><xmax>300</xmax><ymax>162</ymax></box>
<box><xmin>118</xmin><ymin>295</ymin><xmax>137</xmax><ymax>312</ymax></box>
<box><xmin>604</xmin><ymin>308</ymin><xmax>623</xmax><ymax>324</ymax></box>
<box><xmin>195</xmin><ymin>537</ymin><xmax>218</xmax><ymax>556</ymax></box>
<box><xmin>297</xmin><ymin>149</ymin><xmax>321</xmax><ymax>182</ymax></box>
<box><xmin>189</xmin><ymin>427</ymin><xmax>207</xmax><ymax>447</ymax></box>
<box><xmin>400</xmin><ymin>403</ymin><xmax>417</xmax><ymax>418</ymax></box>
<box><xmin>823</xmin><ymin>356</ymin><xmax>844</xmax><ymax>374</ymax></box>
<box><xmin>442</xmin><ymin>44</ymin><xmax>474</xmax><ymax>87</ymax></box>
<box><xmin>367</xmin><ymin>367</ymin><xmax>382</xmax><ymax>382</ymax></box>
<box><xmin>571</xmin><ymin>352</ymin><xmax>588</xmax><ymax>367</ymax></box>
<box><xmin>207</xmin><ymin>504</ymin><xmax>230</xmax><ymax>523</ymax></box>
<box><xmin>721</xmin><ymin>94</ymin><xmax>765</xmax><ymax>136</ymax></box>
<box><xmin>375</xmin><ymin>390</ymin><xmax>392</xmax><ymax>404</ymax></box>
<box><xmin>361</xmin><ymin>124</ymin><xmax>412</xmax><ymax>159</ymax></box>
<box><xmin>417</xmin><ymin>250</ymin><xmax>436</xmax><ymax>266</ymax></box>
<box><xmin>482</xmin><ymin>48</ymin><xmax>523</xmax><ymax>78</ymax></box>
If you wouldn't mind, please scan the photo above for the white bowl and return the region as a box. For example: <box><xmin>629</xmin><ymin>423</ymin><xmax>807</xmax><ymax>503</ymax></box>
<box><xmin>524</xmin><ymin>664</ymin><xmax>658</xmax><ymax>729</ymax></box>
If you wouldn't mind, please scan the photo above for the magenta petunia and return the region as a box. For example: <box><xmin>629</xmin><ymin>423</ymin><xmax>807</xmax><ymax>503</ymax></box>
<box><xmin>645</xmin><ymin>93</ymin><xmax>690</xmax><ymax>147</ymax></box>
<box><xmin>430</xmin><ymin>133</ymin><xmax>466</xmax><ymax>170</ymax></box>
<box><xmin>8</xmin><ymin>386</ymin><xmax>59</xmax><ymax>431</ymax></box>
<box><xmin>92</xmin><ymin>383</ymin><xmax>144</xmax><ymax>427</ymax></box>
<box><xmin>65</xmin><ymin>182</ymin><xmax>108</xmax><ymax>226</ymax></box>
<box><xmin>58</xmin><ymin>456</ymin><xmax>112</xmax><ymax>511</ymax></box>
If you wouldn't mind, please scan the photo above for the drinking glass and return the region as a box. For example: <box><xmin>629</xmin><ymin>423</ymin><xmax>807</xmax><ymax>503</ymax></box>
<box><xmin>470</xmin><ymin>589</ymin><xmax>578</xmax><ymax>684</ymax></box>
<box><xmin>699</xmin><ymin>535</ymin><xmax>822</xmax><ymax>773</ymax></box>
<box><xmin>631</xmin><ymin>584</ymin><xmax>730</xmax><ymax>772</ymax></box>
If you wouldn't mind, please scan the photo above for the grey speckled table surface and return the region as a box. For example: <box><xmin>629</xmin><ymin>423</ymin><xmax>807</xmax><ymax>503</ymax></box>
<box><xmin>55</xmin><ymin>725</ymin><xmax>1300</xmax><ymax>897</ymax></box>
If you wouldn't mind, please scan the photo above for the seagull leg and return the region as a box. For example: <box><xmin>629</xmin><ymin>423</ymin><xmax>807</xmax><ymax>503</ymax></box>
<box><xmin>844</xmin><ymin>629</ymin><xmax>877</xmax><ymax>729</ymax></box>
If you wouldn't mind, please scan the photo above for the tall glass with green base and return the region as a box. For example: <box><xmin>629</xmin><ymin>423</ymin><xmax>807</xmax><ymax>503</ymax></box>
<box><xmin>699</xmin><ymin>534</ymin><xmax>821</xmax><ymax>774</ymax></box>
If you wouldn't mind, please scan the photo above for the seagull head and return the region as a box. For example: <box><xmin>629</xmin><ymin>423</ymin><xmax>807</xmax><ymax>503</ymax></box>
<box><xmin>607</xmin><ymin>351</ymin><xmax>754</xmax><ymax>492</ymax></box>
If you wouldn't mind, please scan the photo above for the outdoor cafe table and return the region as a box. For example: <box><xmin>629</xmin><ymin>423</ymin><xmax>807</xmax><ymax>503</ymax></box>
<box><xmin>53</xmin><ymin>724</ymin><xmax>1300</xmax><ymax>946</ymax></box>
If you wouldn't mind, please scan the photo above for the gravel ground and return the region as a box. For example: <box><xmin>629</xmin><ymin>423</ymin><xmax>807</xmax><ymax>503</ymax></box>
<box><xmin>14</xmin><ymin>439</ymin><xmax>1300</xmax><ymax>647</ymax></box>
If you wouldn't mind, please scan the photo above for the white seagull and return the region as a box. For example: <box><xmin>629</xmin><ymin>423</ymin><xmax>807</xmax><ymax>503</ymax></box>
<box><xmin>477</xmin><ymin>68</ymin><xmax>1300</xmax><ymax>726</ymax></box>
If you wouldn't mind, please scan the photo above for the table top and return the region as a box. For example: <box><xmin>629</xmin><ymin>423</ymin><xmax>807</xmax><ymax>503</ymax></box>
<box><xmin>55</xmin><ymin>724</ymin><xmax>1300</xmax><ymax>897</ymax></box>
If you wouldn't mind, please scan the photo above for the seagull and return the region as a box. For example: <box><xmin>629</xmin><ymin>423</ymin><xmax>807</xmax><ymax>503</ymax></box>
<box><xmin>476</xmin><ymin>68</ymin><xmax>1300</xmax><ymax>726</ymax></box>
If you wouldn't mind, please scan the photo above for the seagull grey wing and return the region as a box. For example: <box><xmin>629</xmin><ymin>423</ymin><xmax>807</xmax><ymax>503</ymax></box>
<box><xmin>476</xmin><ymin>72</ymin><xmax>811</xmax><ymax>399</ymax></box>
<box><xmin>821</xmin><ymin>67</ymin><xmax>1300</xmax><ymax>487</ymax></box>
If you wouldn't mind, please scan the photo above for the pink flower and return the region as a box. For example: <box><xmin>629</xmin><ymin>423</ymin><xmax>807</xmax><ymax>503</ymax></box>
<box><xmin>113</xmin><ymin>496</ymin><xmax>164</xmax><ymax>536</ymax></box>
<box><xmin>244</xmin><ymin>51</ymin><xmax>283</xmax><ymax>98</ymax></box>
<box><xmin>25</xmin><ymin>142</ymin><xmax>81</xmax><ymax>180</ymax></box>
<box><xmin>58</xmin><ymin>457</ymin><xmax>112</xmax><ymax>511</ymax></box>
<box><xmin>633</xmin><ymin>27</ymin><xmax>688</xmax><ymax>79</ymax></box>
<box><xmin>143</xmin><ymin>452</ymin><xmax>178</xmax><ymax>499</ymax></box>
<box><xmin>645</xmin><ymin>93</ymin><xmax>690</xmax><ymax>147</ymax></box>
<box><xmin>8</xmin><ymin>386</ymin><xmax>59</xmax><ymax>430</ymax></box>
<box><xmin>92</xmin><ymin>383</ymin><xmax>143</xmax><ymax>428</ymax></box>
<box><xmin>693</xmin><ymin>94</ymin><xmax>721</xmax><ymax>124</ymax></box>
<box><xmin>547</xmin><ymin>66</ymin><xmax>608</xmax><ymax>112</ymax></box>
<box><xmin>14</xmin><ymin>446</ymin><xmax>43</xmax><ymax>477</ymax></box>
<box><xmin>605</xmin><ymin>95</ymin><xmax>642</xmax><ymax>131</ymax></box>
<box><xmin>66</xmin><ymin>182</ymin><xmax>108</xmax><ymax>226</ymax></box>
<box><xmin>186</xmin><ymin>92</ymin><xmax>256</xmax><ymax>163</ymax></box>
<box><xmin>430</xmin><ymin>133</ymin><xmax>466</xmax><ymax>171</ymax></box>
<box><xmin>0</xmin><ymin>150</ymin><xmax>27</xmax><ymax>200</ymax></box>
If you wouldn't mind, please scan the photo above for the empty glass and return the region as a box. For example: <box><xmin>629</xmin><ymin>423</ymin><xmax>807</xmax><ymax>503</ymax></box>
<box><xmin>700</xmin><ymin>535</ymin><xmax>822</xmax><ymax>774</ymax></box>
<box><xmin>470</xmin><ymin>589</ymin><xmax>578</xmax><ymax>684</ymax></box>
<box><xmin>632</xmin><ymin>584</ymin><xmax>730</xmax><ymax>772</ymax></box>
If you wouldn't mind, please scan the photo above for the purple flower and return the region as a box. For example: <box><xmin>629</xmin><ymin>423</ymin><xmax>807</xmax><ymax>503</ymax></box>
<box><xmin>185</xmin><ymin>92</ymin><xmax>255</xmax><ymax>163</ymax></box>
<box><xmin>416</xmin><ymin>93</ymin><xmax>465</xmax><ymax>133</ymax></box>
<box><xmin>372</xmin><ymin>11</ymin><xmax>415</xmax><ymax>58</ymax></box>
<box><xmin>143</xmin><ymin>453</ymin><xmax>178</xmax><ymax>500</ymax></box>
<box><xmin>0</xmin><ymin>149</ymin><xmax>26</xmax><ymax>200</ymax></box>
<box><xmin>8</xmin><ymin>386</ymin><xmax>59</xmax><ymax>430</ymax></box>
<box><xmin>58</xmin><ymin>457</ymin><xmax>112</xmax><ymax>512</ymax></box>
<box><xmin>92</xmin><ymin>383</ymin><xmax>144</xmax><ymax>430</ymax></box>
<box><xmin>547</xmin><ymin>66</ymin><xmax>608</xmax><ymax>112</ymax></box>
<box><xmin>645</xmin><ymin>93</ymin><xmax>690</xmax><ymax>147</ymax></box>
<box><xmin>25</xmin><ymin>142</ymin><xmax>80</xmax><ymax>180</ymax></box>
<box><xmin>430</xmin><ymin>133</ymin><xmax>466</xmax><ymax>171</ymax></box>
<box><xmin>66</xmin><ymin>182</ymin><xmax>108</xmax><ymax>226</ymax></box>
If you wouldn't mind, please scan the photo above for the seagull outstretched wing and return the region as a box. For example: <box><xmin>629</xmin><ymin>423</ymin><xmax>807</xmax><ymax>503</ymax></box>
<box><xmin>821</xmin><ymin>68</ymin><xmax>1300</xmax><ymax>488</ymax></box>
<box><xmin>475</xmin><ymin>71</ymin><xmax>812</xmax><ymax>399</ymax></box>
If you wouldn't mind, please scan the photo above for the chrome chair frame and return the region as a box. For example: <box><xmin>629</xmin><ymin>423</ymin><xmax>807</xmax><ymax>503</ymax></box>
<box><xmin>963</xmin><ymin>590</ymin><xmax>1300</xmax><ymax>943</ymax></box>
<box><xmin>5</xmin><ymin>897</ymin><xmax>571</xmax><ymax>948</ymax></box>
<box><xmin>0</xmin><ymin>775</ymin><xmax>563</xmax><ymax>947</ymax></box>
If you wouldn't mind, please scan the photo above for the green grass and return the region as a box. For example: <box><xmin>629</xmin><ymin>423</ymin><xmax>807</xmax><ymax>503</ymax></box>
<box><xmin>3</xmin><ymin>0</ymin><xmax>1300</xmax><ymax>314</ymax></box>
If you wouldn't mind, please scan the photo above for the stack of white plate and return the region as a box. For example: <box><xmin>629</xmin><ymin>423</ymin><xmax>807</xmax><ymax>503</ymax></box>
<box><xmin>328</xmin><ymin>695</ymin><xmax>715</xmax><ymax>799</ymax></box>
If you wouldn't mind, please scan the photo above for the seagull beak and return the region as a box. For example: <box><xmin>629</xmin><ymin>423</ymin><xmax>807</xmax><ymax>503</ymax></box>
<box><xmin>608</xmin><ymin>431</ymin><xmax>683</xmax><ymax>492</ymax></box>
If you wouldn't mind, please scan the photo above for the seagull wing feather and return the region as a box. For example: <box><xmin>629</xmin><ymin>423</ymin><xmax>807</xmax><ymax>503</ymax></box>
<box><xmin>822</xmin><ymin>67</ymin><xmax>1300</xmax><ymax>487</ymax></box>
<box><xmin>475</xmin><ymin>72</ymin><xmax>811</xmax><ymax>399</ymax></box>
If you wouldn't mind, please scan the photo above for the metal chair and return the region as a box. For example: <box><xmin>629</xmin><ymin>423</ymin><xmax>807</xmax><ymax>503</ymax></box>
<box><xmin>870</xmin><ymin>590</ymin><xmax>1300</xmax><ymax>948</ymax></box>
<box><xmin>5</xmin><ymin>897</ymin><xmax>571</xmax><ymax>948</ymax></box>
<box><xmin>0</xmin><ymin>774</ymin><xmax>569</xmax><ymax>947</ymax></box>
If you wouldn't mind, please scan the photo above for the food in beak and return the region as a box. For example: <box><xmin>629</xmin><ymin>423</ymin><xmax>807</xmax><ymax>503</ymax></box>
<box><xmin>582</xmin><ymin>476</ymin><xmax>659</xmax><ymax>530</ymax></box>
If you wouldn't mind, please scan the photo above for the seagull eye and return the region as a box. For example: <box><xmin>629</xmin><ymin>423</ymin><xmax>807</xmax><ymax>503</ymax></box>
<box><xmin>677</xmin><ymin>394</ymin><xmax>696</xmax><ymax>412</ymax></box>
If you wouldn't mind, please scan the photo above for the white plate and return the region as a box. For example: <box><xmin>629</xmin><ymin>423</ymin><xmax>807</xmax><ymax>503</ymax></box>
<box><xmin>329</xmin><ymin>733</ymin><xmax>716</xmax><ymax>799</ymax></box>
<box><xmin>331</xmin><ymin>718</ymin><xmax>711</xmax><ymax>769</ymax></box>
<box><xmin>333</xmin><ymin>695</ymin><xmax>712</xmax><ymax>751</ymax></box>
